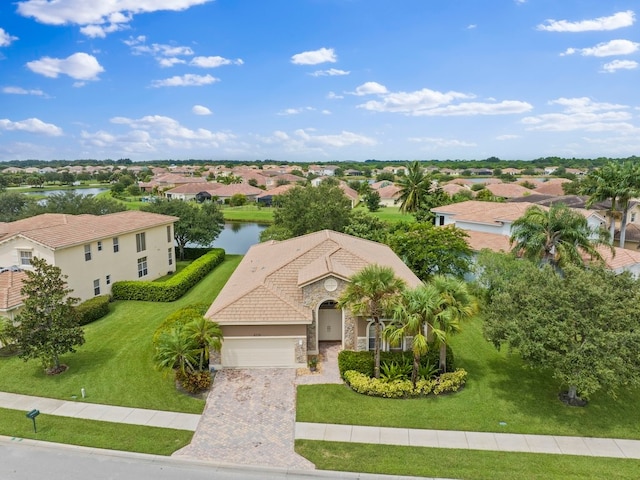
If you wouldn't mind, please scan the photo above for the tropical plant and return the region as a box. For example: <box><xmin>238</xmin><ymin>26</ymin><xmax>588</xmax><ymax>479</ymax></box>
<box><xmin>153</xmin><ymin>327</ymin><xmax>200</xmax><ymax>378</ymax></box>
<box><xmin>509</xmin><ymin>203</ymin><xmax>610</xmax><ymax>270</ymax></box>
<box><xmin>396</xmin><ymin>161</ymin><xmax>431</xmax><ymax>213</ymax></box>
<box><xmin>380</xmin><ymin>358</ymin><xmax>412</xmax><ymax>382</ymax></box>
<box><xmin>184</xmin><ymin>315</ymin><xmax>223</xmax><ymax>371</ymax></box>
<box><xmin>430</xmin><ymin>275</ymin><xmax>477</xmax><ymax>372</ymax></box>
<box><xmin>337</xmin><ymin>265</ymin><xmax>406</xmax><ymax>378</ymax></box>
<box><xmin>384</xmin><ymin>284</ymin><xmax>445</xmax><ymax>388</ymax></box>
<box><xmin>582</xmin><ymin>162</ymin><xmax>621</xmax><ymax>243</ymax></box>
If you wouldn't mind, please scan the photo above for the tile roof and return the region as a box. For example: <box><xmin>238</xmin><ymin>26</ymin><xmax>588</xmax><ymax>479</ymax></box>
<box><xmin>256</xmin><ymin>184</ymin><xmax>295</xmax><ymax>198</ymax></box>
<box><xmin>0</xmin><ymin>211</ymin><xmax>178</xmax><ymax>250</ymax></box>
<box><xmin>485</xmin><ymin>183</ymin><xmax>533</xmax><ymax>198</ymax></box>
<box><xmin>598</xmin><ymin>245</ymin><xmax>640</xmax><ymax>270</ymax></box>
<box><xmin>377</xmin><ymin>184</ymin><xmax>401</xmax><ymax>199</ymax></box>
<box><xmin>210</xmin><ymin>184</ymin><xmax>264</xmax><ymax>197</ymax></box>
<box><xmin>165</xmin><ymin>182</ymin><xmax>222</xmax><ymax>194</ymax></box>
<box><xmin>463</xmin><ymin>231</ymin><xmax>512</xmax><ymax>253</ymax></box>
<box><xmin>432</xmin><ymin>200</ymin><xmax>538</xmax><ymax>226</ymax></box>
<box><xmin>0</xmin><ymin>270</ymin><xmax>27</xmax><ymax>311</ymax></box>
<box><xmin>533</xmin><ymin>178</ymin><xmax>571</xmax><ymax>196</ymax></box>
<box><xmin>206</xmin><ymin>230</ymin><xmax>421</xmax><ymax>325</ymax></box>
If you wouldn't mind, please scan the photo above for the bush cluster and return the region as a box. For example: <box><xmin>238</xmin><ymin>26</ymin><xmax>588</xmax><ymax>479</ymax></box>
<box><xmin>111</xmin><ymin>249</ymin><xmax>224</xmax><ymax>302</ymax></box>
<box><xmin>343</xmin><ymin>369</ymin><xmax>467</xmax><ymax>398</ymax></box>
<box><xmin>75</xmin><ymin>295</ymin><xmax>111</xmax><ymax>326</ymax></box>
<box><xmin>176</xmin><ymin>369</ymin><xmax>212</xmax><ymax>394</ymax></box>
<box><xmin>338</xmin><ymin>347</ymin><xmax>454</xmax><ymax>378</ymax></box>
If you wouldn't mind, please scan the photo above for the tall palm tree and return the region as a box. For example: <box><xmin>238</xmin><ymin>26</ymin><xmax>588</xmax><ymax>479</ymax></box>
<box><xmin>430</xmin><ymin>275</ymin><xmax>477</xmax><ymax>373</ymax></box>
<box><xmin>510</xmin><ymin>203</ymin><xmax>610</xmax><ymax>270</ymax></box>
<box><xmin>614</xmin><ymin>162</ymin><xmax>640</xmax><ymax>247</ymax></box>
<box><xmin>185</xmin><ymin>316</ymin><xmax>223</xmax><ymax>371</ymax></box>
<box><xmin>582</xmin><ymin>162</ymin><xmax>621</xmax><ymax>243</ymax></box>
<box><xmin>384</xmin><ymin>284</ymin><xmax>444</xmax><ymax>388</ymax></box>
<box><xmin>337</xmin><ymin>265</ymin><xmax>406</xmax><ymax>378</ymax></box>
<box><xmin>396</xmin><ymin>161</ymin><xmax>430</xmax><ymax>213</ymax></box>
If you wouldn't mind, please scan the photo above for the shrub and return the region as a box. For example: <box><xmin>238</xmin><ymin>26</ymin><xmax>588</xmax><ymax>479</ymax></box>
<box><xmin>380</xmin><ymin>359</ymin><xmax>412</xmax><ymax>382</ymax></box>
<box><xmin>75</xmin><ymin>295</ymin><xmax>111</xmax><ymax>326</ymax></box>
<box><xmin>338</xmin><ymin>346</ymin><xmax>454</xmax><ymax>378</ymax></box>
<box><xmin>152</xmin><ymin>306</ymin><xmax>204</xmax><ymax>347</ymax></box>
<box><xmin>344</xmin><ymin>368</ymin><xmax>467</xmax><ymax>398</ymax></box>
<box><xmin>111</xmin><ymin>249</ymin><xmax>224</xmax><ymax>302</ymax></box>
<box><xmin>177</xmin><ymin>370</ymin><xmax>212</xmax><ymax>394</ymax></box>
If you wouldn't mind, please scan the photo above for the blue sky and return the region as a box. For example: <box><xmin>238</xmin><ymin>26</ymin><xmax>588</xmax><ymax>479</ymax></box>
<box><xmin>1</xmin><ymin>1</ymin><xmax>639</xmax><ymax>163</ymax></box>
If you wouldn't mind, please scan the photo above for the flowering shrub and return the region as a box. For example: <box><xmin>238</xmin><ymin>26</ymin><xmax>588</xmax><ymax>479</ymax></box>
<box><xmin>344</xmin><ymin>368</ymin><xmax>467</xmax><ymax>398</ymax></box>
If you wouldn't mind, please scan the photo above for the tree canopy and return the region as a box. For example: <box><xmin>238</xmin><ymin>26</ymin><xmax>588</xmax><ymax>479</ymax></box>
<box><xmin>142</xmin><ymin>199</ymin><xmax>224</xmax><ymax>259</ymax></box>
<box><xmin>478</xmin><ymin>252</ymin><xmax>640</xmax><ymax>405</ymax></box>
<box><xmin>9</xmin><ymin>257</ymin><xmax>84</xmax><ymax>374</ymax></box>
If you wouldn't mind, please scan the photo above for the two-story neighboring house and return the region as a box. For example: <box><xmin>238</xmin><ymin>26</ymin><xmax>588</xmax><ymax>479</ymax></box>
<box><xmin>0</xmin><ymin>210</ymin><xmax>178</xmax><ymax>307</ymax></box>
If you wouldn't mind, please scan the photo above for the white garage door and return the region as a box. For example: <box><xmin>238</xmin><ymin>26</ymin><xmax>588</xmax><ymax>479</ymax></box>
<box><xmin>221</xmin><ymin>337</ymin><xmax>297</xmax><ymax>368</ymax></box>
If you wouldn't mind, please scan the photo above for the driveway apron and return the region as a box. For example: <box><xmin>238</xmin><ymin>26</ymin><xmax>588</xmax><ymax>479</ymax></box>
<box><xmin>173</xmin><ymin>368</ymin><xmax>315</xmax><ymax>470</ymax></box>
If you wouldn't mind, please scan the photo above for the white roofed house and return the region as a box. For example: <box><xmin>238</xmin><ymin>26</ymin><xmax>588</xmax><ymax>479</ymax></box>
<box><xmin>206</xmin><ymin>230</ymin><xmax>421</xmax><ymax>369</ymax></box>
<box><xmin>0</xmin><ymin>211</ymin><xmax>178</xmax><ymax>303</ymax></box>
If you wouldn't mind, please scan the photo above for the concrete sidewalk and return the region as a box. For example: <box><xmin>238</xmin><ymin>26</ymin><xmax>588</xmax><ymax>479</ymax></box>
<box><xmin>0</xmin><ymin>391</ymin><xmax>200</xmax><ymax>431</ymax></box>
<box><xmin>296</xmin><ymin>422</ymin><xmax>640</xmax><ymax>459</ymax></box>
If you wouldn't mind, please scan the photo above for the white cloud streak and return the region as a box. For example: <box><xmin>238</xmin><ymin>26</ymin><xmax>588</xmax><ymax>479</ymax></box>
<box><xmin>537</xmin><ymin>10</ymin><xmax>635</xmax><ymax>32</ymax></box>
<box><xmin>561</xmin><ymin>39</ymin><xmax>639</xmax><ymax>57</ymax></box>
<box><xmin>310</xmin><ymin>68</ymin><xmax>349</xmax><ymax>77</ymax></box>
<box><xmin>190</xmin><ymin>56</ymin><xmax>244</xmax><ymax>67</ymax></box>
<box><xmin>0</xmin><ymin>118</ymin><xmax>63</xmax><ymax>136</ymax></box>
<box><xmin>151</xmin><ymin>73</ymin><xmax>219</xmax><ymax>87</ymax></box>
<box><xmin>3</xmin><ymin>86</ymin><xmax>45</xmax><ymax>96</ymax></box>
<box><xmin>192</xmin><ymin>105</ymin><xmax>212</xmax><ymax>115</ymax></box>
<box><xmin>26</xmin><ymin>52</ymin><xmax>104</xmax><ymax>80</ymax></box>
<box><xmin>291</xmin><ymin>47</ymin><xmax>336</xmax><ymax>65</ymax></box>
<box><xmin>0</xmin><ymin>27</ymin><xmax>18</xmax><ymax>47</ymax></box>
<box><xmin>601</xmin><ymin>59</ymin><xmax>639</xmax><ymax>73</ymax></box>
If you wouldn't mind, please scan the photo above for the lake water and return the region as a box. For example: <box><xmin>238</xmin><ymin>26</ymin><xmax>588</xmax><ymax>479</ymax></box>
<box><xmin>22</xmin><ymin>187</ymin><xmax>108</xmax><ymax>196</ymax></box>
<box><xmin>211</xmin><ymin>222</ymin><xmax>268</xmax><ymax>254</ymax></box>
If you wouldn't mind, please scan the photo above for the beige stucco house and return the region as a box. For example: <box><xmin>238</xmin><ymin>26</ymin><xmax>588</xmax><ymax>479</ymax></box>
<box><xmin>0</xmin><ymin>210</ymin><xmax>178</xmax><ymax>304</ymax></box>
<box><xmin>206</xmin><ymin>230</ymin><xmax>421</xmax><ymax>369</ymax></box>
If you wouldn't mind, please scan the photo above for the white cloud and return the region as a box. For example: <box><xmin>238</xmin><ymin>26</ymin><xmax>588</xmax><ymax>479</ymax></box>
<box><xmin>0</xmin><ymin>28</ymin><xmax>18</xmax><ymax>47</ymax></box>
<box><xmin>158</xmin><ymin>57</ymin><xmax>186</xmax><ymax>67</ymax></box>
<box><xmin>3</xmin><ymin>86</ymin><xmax>45</xmax><ymax>96</ymax></box>
<box><xmin>327</xmin><ymin>91</ymin><xmax>344</xmax><ymax>100</ymax></box>
<box><xmin>124</xmin><ymin>37</ymin><xmax>195</xmax><ymax>66</ymax></box>
<box><xmin>151</xmin><ymin>73</ymin><xmax>218</xmax><ymax>87</ymax></box>
<box><xmin>521</xmin><ymin>97</ymin><xmax>635</xmax><ymax>132</ymax></box>
<box><xmin>496</xmin><ymin>134</ymin><xmax>520</xmax><ymax>140</ymax></box>
<box><xmin>293</xmin><ymin>129</ymin><xmax>376</xmax><ymax>148</ymax></box>
<box><xmin>192</xmin><ymin>105</ymin><xmax>212</xmax><ymax>115</ymax></box>
<box><xmin>352</xmin><ymin>82</ymin><xmax>389</xmax><ymax>96</ymax></box>
<box><xmin>537</xmin><ymin>10</ymin><xmax>635</xmax><ymax>32</ymax></box>
<box><xmin>17</xmin><ymin>0</ymin><xmax>212</xmax><ymax>37</ymax></box>
<box><xmin>291</xmin><ymin>47</ymin><xmax>336</xmax><ymax>65</ymax></box>
<box><xmin>310</xmin><ymin>68</ymin><xmax>349</xmax><ymax>77</ymax></box>
<box><xmin>602</xmin><ymin>59</ymin><xmax>639</xmax><ymax>73</ymax></box>
<box><xmin>561</xmin><ymin>39</ymin><xmax>639</xmax><ymax>57</ymax></box>
<box><xmin>409</xmin><ymin>137</ymin><xmax>476</xmax><ymax>148</ymax></box>
<box><xmin>26</xmin><ymin>52</ymin><xmax>104</xmax><ymax>81</ymax></box>
<box><xmin>190</xmin><ymin>56</ymin><xmax>243</xmax><ymax>68</ymax></box>
<box><xmin>277</xmin><ymin>107</ymin><xmax>315</xmax><ymax>116</ymax></box>
<box><xmin>0</xmin><ymin>117</ymin><xmax>62</xmax><ymax>136</ymax></box>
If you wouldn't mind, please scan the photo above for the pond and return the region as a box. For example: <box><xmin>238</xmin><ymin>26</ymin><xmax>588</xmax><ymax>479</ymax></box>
<box><xmin>22</xmin><ymin>187</ymin><xmax>108</xmax><ymax>196</ymax></box>
<box><xmin>210</xmin><ymin>222</ymin><xmax>268</xmax><ymax>254</ymax></box>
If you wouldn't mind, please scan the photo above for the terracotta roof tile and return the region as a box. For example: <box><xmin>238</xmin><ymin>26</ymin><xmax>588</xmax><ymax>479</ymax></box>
<box><xmin>0</xmin><ymin>270</ymin><xmax>27</xmax><ymax>311</ymax></box>
<box><xmin>485</xmin><ymin>183</ymin><xmax>533</xmax><ymax>198</ymax></box>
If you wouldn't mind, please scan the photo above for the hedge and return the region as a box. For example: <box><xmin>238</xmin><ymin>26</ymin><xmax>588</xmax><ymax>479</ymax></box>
<box><xmin>75</xmin><ymin>295</ymin><xmax>111</xmax><ymax>326</ymax></box>
<box><xmin>343</xmin><ymin>369</ymin><xmax>467</xmax><ymax>398</ymax></box>
<box><xmin>111</xmin><ymin>248</ymin><xmax>225</xmax><ymax>302</ymax></box>
<box><xmin>338</xmin><ymin>347</ymin><xmax>454</xmax><ymax>378</ymax></box>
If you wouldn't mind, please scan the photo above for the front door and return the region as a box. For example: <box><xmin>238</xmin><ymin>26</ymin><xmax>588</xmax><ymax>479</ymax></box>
<box><xmin>318</xmin><ymin>303</ymin><xmax>342</xmax><ymax>341</ymax></box>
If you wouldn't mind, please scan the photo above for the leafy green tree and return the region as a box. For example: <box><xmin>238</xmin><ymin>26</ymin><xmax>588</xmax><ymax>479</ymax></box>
<box><xmin>229</xmin><ymin>193</ymin><xmax>247</xmax><ymax>207</ymax></box>
<box><xmin>0</xmin><ymin>192</ymin><xmax>38</xmax><ymax>222</ymax></box>
<box><xmin>9</xmin><ymin>257</ymin><xmax>84</xmax><ymax>374</ymax></box>
<box><xmin>265</xmin><ymin>182</ymin><xmax>352</xmax><ymax>239</ymax></box>
<box><xmin>36</xmin><ymin>191</ymin><xmax>126</xmax><ymax>216</ymax></box>
<box><xmin>142</xmin><ymin>200</ymin><xmax>224</xmax><ymax>260</ymax></box>
<box><xmin>430</xmin><ymin>275</ymin><xmax>477</xmax><ymax>372</ymax></box>
<box><xmin>343</xmin><ymin>210</ymin><xmax>390</xmax><ymax>243</ymax></box>
<box><xmin>338</xmin><ymin>265</ymin><xmax>406</xmax><ymax>379</ymax></box>
<box><xmin>384</xmin><ymin>284</ymin><xmax>443</xmax><ymax>387</ymax></box>
<box><xmin>510</xmin><ymin>203</ymin><xmax>610</xmax><ymax>270</ymax></box>
<box><xmin>387</xmin><ymin>223</ymin><xmax>472</xmax><ymax>281</ymax></box>
<box><xmin>413</xmin><ymin>185</ymin><xmax>451</xmax><ymax>222</ymax></box>
<box><xmin>364</xmin><ymin>190</ymin><xmax>381</xmax><ymax>212</ymax></box>
<box><xmin>396</xmin><ymin>161</ymin><xmax>431</xmax><ymax>214</ymax></box>
<box><xmin>480</xmin><ymin>259</ymin><xmax>640</xmax><ymax>405</ymax></box>
<box><xmin>60</xmin><ymin>171</ymin><xmax>75</xmax><ymax>185</ymax></box>
<box><xmin>375</xmin><ymin>171</ymin><xmax>395</xmax><ymax>182</ymax></box>
<box><xmin>0</xmin><ymin>318</ymin><xmax>16</xmax><ymax>351</ymax></box>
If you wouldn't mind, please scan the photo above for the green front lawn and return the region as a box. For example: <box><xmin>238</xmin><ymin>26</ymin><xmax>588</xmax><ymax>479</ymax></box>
<box><xmin>0</xmin><ymin>255</ymin><xmax>242</xmax><ymax>413</ymax></box>
<box><xmin>296</xmin><ymin>441</ymin><xmax>640</xmax><ymax>480</ymax></box>
<box><xmin>359</xmin><ymin>205</ymin><xmax>415</xmax><ymax>224</ymax></box>
<box><xmin>297</xmin><ymin>316</ymin><xmax>640</xmax><ymax>439</ymax></box>
<box><xmin>220</xmin><ymin>204</ymin><xmax>274</xmax><ymax>223</ymax></box>
<box><xmin>0</xmin><ymin>407</ymin><xmax>192</xmax><ymax>455</ymax></box>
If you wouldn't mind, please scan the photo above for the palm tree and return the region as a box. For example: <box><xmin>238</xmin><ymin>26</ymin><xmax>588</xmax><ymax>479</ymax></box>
<box><xmin>337</xmin><ymin>264</ymin><xmax>406</xmax><ymax>378</ymax></box>
<box><xmin>184</xmin><ymin>316</ymin><xmax>223</xmax><ymax>371</ymax></box>
<box><xmin>384</xmin><ymin>284</ymin><xmax>444</xmax><ymax>388</ymax></box>
<box><xmin>430</xmin><ymin>275</ymin><xmax>477</xmax><ymax>373</ymax></box>
<box><xmin>153</xmin><ymin>327</ymin><xmax>200</xmax><ymax>378</ymax></box>
<box><xmin>396</xmin><ymin>161</ymin><xmax>431</xmax><ymax>213</ymax></box>
<box><xmin>582</xmin><ymin>162</ymin><xmax>621</xmax><ymax>243</ymax></box>
<box><xmin>510</xmin><ymin>203</ymin><xmax>610</xmax><ymax>270</ymax></box>
<box><xmin>613</xmin><ymin>162</ymin><xmax>640</xmax><ymax>247</ymax></box>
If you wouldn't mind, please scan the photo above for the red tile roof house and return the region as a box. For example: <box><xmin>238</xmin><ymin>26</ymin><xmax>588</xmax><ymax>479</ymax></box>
<box><xmin>165</xmin><ymin>182</ymin><xmax>223</xmax><ymax>201</ymax></box>
<box><xmin>206</xmin><ymin>230</ymin><xmax>421</xmax><ymax>368</ymax></box>
<box><xmin>0</xmin><ymin>211</ymin><xmax>178</xmax><ymax>304</ymax></box>
<box><xmin>0</xmin><ymin>270</ymin><xmax>28</xmax><ymax>321</ymax></box>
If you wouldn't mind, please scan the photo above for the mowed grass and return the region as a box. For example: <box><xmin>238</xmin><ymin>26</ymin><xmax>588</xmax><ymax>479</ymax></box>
<box><xmin>360</xmin><ymin>205</ymin><xmax>415</xmax><ymax>224</ymax></box>
<box><xmin>297</xmin><ymin>316</ymin><xmax>640</xmax><ymax>439</ymax></box>
<box><xmin>0</xmin><ymin>255</ymin><xmax>242</xmax><ymax>413</ymax></box>
<box><xmin>220</xmin><ymin>204</ymin><xmax>274</xmax><ymax>223</ymax></box>
<box><xmin>296</xmin><ymin>441</ymin><xmax>640</xmax><ymax>480</ymax></box>
<box><xmin>0</xmin><ymin>407</ymin><xmax>192</xmax><ymax>455</ymax></box>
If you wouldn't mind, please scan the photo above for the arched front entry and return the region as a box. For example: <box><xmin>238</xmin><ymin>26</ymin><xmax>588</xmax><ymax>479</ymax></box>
<box><xmin>317</xmin><ymin>300</ymin><xmax>343</xmax><ymax>344</ymax></box>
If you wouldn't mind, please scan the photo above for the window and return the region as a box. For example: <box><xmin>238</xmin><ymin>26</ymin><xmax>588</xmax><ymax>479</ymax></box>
<box><xmin>167</xmin><ymin>225</ymin><xmax>172</xmax><ymax>243</ymax></box>
<box><xmin>106</xmin><ymin>274</ymin><xmax>111</xmax><ymax>285</ymax></box>
<box><xmin>19</xmin><ymin>250</ymin><xmax>32</xmax><ymax>266</ymax></box>
<box><xmin>137</xmin><ymin>256</ymin><xmax>148</xmax><ymax>278</ymax></box>
<box><xmin>168</xmin><ymin>248</ymin><xmax>173</xmax><ymax>266</ymax></box>
<box><xmin>136</xmin><ymin>232</ymin><xmax>146</xmax><ymax>253</ymax></box>
<box><xmin>113</xmin><ymin>237</ymin><xmax>119</xmax><ymax>253</ymax></box>
<box><xmin>97</xmin><ymin>241</ymin><xmax>103</xmax><ymax>252</ymax></box>
<box><xmin>84</xmin><ymin>244</ymin><xmax>92</xmax><ymax>261</ymax></box>
<box><xmin>93</xmin><ymin>279</ymin><xmax>100</xmax><ymax>296</ymax></box>
<box><xmin>632</xmin><ymin>213</ymin><xmax>637</xmax><ymax>223</ymax></box>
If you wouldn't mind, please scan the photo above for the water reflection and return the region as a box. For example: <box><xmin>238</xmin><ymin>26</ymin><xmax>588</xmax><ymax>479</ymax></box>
<box><xmin>211</xmin><ymin>222</ymin><xmax>268</xmax><ymax>254</ymax></box>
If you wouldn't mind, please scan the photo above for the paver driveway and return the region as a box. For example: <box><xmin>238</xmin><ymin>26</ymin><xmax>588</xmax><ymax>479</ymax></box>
<box><xmin>173</xmin><ymin>368</ymin><xmax>315</xmax><ymax>470</ymax></box>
